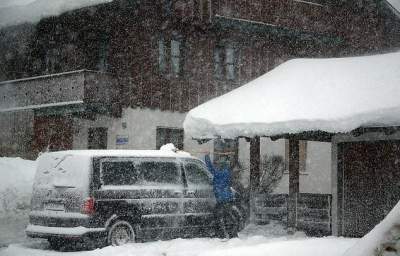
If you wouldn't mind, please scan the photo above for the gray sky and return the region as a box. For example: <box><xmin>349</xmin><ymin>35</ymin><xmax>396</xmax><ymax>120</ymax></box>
<box><xmin>0</xmin><ymin>0</ymin><xmax>112</xmax><ymax>27</ymax></box>
<box><xmin>0</xmin><ymin>0</ymin><xmax>36</xmax><ymax>8</ymax></box>
<box><xmin>387</xmin><ymin>0</ymin><xmax>400</xmax><ymax>13</ymax></box>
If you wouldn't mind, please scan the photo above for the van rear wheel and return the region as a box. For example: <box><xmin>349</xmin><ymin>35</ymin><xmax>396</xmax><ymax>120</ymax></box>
<box><xmin>107</xmin><ymin>220</ymin><xmax>135</xmax><ymax>246</ymax></box>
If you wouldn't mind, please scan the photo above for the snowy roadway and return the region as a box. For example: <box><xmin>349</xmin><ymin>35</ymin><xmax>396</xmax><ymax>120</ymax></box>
<box><xmin>0</xmin><ymin>224</ymin><xmax>357</xmax><ymax>256</ymax></box>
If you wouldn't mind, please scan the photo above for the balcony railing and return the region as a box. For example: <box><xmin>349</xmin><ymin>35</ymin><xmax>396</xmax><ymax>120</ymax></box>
<box><xmin>0</xmin><ymin>70</ymin><xmax>120</xmax><ymax>116</ymax></box>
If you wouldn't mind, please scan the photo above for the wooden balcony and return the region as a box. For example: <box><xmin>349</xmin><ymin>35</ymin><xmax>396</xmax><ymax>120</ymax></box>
<box><xmin>0</xmin><ymin>70</ymin><xmax>121</xmax><ymax>117</ymax></box>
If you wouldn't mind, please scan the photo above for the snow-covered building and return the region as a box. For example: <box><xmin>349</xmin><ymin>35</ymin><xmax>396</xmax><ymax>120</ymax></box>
<box><xmin>0</xmin><ymin>0</ymin><xmax>398</xmax><ymax>239</ymax></box>
<box><xmin>184</xmin><ymin>50</ymin><xmax>400</xmax><ymax>237</ymax></box>
<box><xmin>0</xmin><ymin>0</ymin><xmax>399</xmax><ymax>157</ymax></box>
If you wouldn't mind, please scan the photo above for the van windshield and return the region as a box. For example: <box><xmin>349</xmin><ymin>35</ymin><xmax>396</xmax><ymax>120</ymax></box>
<box><xmin>100</xmin><ymin>159</ymin><xmax>181</xmax><ymax>186</ymax></box>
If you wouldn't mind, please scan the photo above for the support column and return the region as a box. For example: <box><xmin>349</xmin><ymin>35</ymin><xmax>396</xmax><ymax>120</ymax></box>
<box><xmin>249</xmin><ymin>136</ymin><xmax>260</xmax><ymax>223</ymax></box>
<box><xmin>288</xmin><ymin>139</ymin><xmax>300</xmax><ymax>232</ymax></box>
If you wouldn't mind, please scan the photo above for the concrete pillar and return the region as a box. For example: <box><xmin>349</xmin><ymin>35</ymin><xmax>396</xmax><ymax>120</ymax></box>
<box><xmin>288</xmin><ymin>139</ymin><xmax>300</xmax><ymax>232</ymax></box>
<box><xmin>249</xmin><ymin>136</ymin><xmax>260</xmax><ymax>223</ymax></box>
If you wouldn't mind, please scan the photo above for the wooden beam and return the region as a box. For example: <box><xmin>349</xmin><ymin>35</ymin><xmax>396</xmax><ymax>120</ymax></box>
<box><xmin>249</xmin><ymin>136</ymin><xmax>261</xmax><ymax>223</ymax></box>
<box><xmin>288</xmin><ymin>139</ymin><xmax>300</xmax><ymax>232</ymax></box>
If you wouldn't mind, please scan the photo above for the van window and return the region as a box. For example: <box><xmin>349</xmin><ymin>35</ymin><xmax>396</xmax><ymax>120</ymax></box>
<box><xmin>100</xmin><ymin>159</ymin><xmax>181</xmax><ymax>186</ymax></box>
<box><xmin>137</xmin><ymin>161</ymin><xmax>181</xmax><ymax>185</ymax></box>
<box><xmin>184</xmin><ymin>162</ymin><xmax>212</xmax><ymax>186</ymax></box>
<box><xmin>101</xmin><ymin>161</ymin><xmax>137</xmax><ymax>186</ymax></box>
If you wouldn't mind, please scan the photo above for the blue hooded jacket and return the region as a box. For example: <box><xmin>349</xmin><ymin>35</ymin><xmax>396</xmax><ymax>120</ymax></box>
<box><xmin>204</xmin><ymin>155</ymin><xmax>234</xmax><ymax>203</ymax></box>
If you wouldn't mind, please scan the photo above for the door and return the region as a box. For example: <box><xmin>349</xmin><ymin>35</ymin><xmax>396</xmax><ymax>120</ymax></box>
<box><xmin>342</xmin><ymin>141</ymin><xmax>400</xmax><ymax>237</ymax></box>
<box><xmin>182</xmin><ymin>159</ymin><xmax>216</xmax><ymax>236</ymax></box>
<box><xmin>33</xmin><ymin>115</ymin><xmax>73</xmax><ymax>153</ymax></box>
<box><xmin>96</xmin><ymin>157</ymin><xmax>185</xmax><ymax>240</ymax></box>
<box><xmin>88</xmin><ymin>127</ymin><xmax>108</xmax><ymax>149</ymax></box>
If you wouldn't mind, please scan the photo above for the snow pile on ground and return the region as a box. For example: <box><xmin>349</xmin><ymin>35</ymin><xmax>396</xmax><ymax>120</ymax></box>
<box><xmin>1</xmin><ymin>222</ymin><xmax>357</xmax><ymax>256</ymax></box>
<box><xmin>0</xmin><ymin>157</ymin><xmax>36</xmax><ymax>247</ymax></box>
<box><xmin>343</xmin><ymin>200</ymin><xmax>400</xmax><ymax>256</ymax></box>
<box><xmin>184</xmin><ymin>50</ymin><xmax>400</xmax><ymax>139</ymax></box>
<box><xmin>0</xmin><ymin>157</ymin><xmax>36</xmax><ymax>214</ymax></box>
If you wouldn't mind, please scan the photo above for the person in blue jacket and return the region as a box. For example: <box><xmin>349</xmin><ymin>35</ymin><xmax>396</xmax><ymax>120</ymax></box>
<box><xmin>204</xmin><ymin>153</ymin><xmax>238</xmax><ymax>239</ymax></box>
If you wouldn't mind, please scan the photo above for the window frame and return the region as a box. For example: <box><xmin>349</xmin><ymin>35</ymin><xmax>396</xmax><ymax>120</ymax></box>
<box><xmin>157</xmin><ymin>33</ymin><xmax>184</xmax><ymax>77</ymax></box>
<box><xmin>99</xmin><ymin>157</ymin><xmax>183</xmax><ymax>187</ymax></box>
<box><xmin>156</xmin><ymin>126</ymin><xmax>184</xmax><ymax>150</ymax></box>
<box><xmin>182</xmin><ymin>159</ymin><xmax>213</xmax><ymax>187</ymax></box>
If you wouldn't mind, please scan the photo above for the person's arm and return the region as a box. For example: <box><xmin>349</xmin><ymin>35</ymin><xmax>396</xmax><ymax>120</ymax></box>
<box><xmin>204</xmin><ymin>154</ymin><xmax>215</xmax><ymax>176</ymax></box>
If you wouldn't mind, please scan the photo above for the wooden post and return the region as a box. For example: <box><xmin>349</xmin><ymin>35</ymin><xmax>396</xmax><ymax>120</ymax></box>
<box><xmin>249</xmin><ymin>136</ymin><xmax>260</xmax><ymax>223</ymax></box>
<box><xmin>288</xmin><ymin>139</ymin><xmax>300</xmax><ymax>233</ymax></box>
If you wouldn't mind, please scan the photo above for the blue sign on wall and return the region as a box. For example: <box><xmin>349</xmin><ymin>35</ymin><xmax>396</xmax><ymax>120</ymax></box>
<box><xmin>116</xmin><ymin>135</ymin><xmax>129</xmax><ymax>145</ymax></box>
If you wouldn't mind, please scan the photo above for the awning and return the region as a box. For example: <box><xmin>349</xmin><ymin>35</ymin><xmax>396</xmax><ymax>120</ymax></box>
<box><xmin>183</xmin><ymin>50</ymin><xmax>400</xmax><ymax>139</ymax></box>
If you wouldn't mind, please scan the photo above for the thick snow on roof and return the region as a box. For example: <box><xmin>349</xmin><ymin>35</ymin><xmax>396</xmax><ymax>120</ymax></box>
<box><xmin>184</xmin><ymin>50</ymin><xmax>400</xmax><ymax>139</ymax></box>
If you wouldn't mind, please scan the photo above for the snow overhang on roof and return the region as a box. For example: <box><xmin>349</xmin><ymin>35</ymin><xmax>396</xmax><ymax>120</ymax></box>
<box><xmin>183</xmin><ymin>50</ymin><xmax>400</xmax><ymax>140</ymax></box>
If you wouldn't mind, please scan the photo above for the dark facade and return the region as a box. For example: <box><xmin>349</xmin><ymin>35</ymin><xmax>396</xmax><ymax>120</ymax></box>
<box><xmin>0</xmin><ymin>0</ymin><xmax>399</xmax><ymax>156</ymax></box>
<box><xmin>2</xmin><ymin>0</ymin><xmax>400</xmax><ymax>109</ymax></box>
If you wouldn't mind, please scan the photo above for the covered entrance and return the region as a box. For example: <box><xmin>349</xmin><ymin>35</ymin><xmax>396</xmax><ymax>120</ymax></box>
<box><xmin>183</xmin><ymin>50</ymin><xmax>400</xmax><ymax>237</ymax></box>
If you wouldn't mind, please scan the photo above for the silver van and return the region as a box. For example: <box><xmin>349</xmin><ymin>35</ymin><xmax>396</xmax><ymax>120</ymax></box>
<box><xmin>26</xmin><ymin>150</ymin><xmax>223</xmax><ymax>249</ymax></box>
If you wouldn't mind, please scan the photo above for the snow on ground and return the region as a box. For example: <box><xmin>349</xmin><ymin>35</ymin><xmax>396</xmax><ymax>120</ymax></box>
<box><xmin>0</xmin><ymin>223</ymin><xmax>357</xmax><ymax>256</ymax></box>
<box><xmin>184</xmin><ymin>50</ymin><xmax>400</xmax><ymax>139</ymax></box>
<box><xmin>0</xmin><ymin>157</ymin><xmax>36</xmax><ymax>247</ymax></box>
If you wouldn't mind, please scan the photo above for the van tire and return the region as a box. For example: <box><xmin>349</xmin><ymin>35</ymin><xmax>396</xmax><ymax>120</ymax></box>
<box><xmin>107</xmin><ymin>220</ymin><xmax>135</xmax><ymax>246</ymax></box>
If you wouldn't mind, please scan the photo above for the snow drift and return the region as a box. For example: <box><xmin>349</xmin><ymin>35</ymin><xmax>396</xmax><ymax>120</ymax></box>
<box><xmin>184</xmin><ymin>50</ymin><xmax>400</xmax><ymax>139</ymax></box>
<box><xmin>0</xmin><ymin>157</ymin><xmax>36</xmax><ymax>213</ymax></box>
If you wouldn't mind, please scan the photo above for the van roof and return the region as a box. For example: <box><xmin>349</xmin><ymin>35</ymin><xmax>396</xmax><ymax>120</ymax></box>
<box><xmin>39</xmin><ymin>150</ymin><xmax>196</xmax><ymax>159</ymax></box>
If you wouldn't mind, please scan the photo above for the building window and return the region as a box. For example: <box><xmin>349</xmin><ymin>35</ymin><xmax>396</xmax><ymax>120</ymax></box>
<box><xmin>163</xmin><ymin>0</ymin><xmax>173</xmax><ymax>15</ymax></box>
<box><xmin>158</xmin><ymin>35</ymin><xmax>183</xmax><ymax>77</ymax></box>
<box><xmin>171</xmin><ymin>39</ymin><xmax>181</xmax><ymax>76</ymax></box>
<box><xmin>225</xmin><ymin>45</ymin><xmax>236</xmax><ymax>80</ymax></box>
<box><xmin>97</xmin><ymin>34</ymin><xmax>110</xmax><ymax>72</ymax></box>
<box><xmin>156</xmin><ymin>127</ymin><xmax>184</xmax><ymax>150</ymax></box>
<box><xmin>214</xmin><ymin>44</ymin><xmax>237</xmax><ymax>80</ymax></box>
<box><xmin>88</xmin><ymin>127</ymin><xmax>108</xmax><ymax>149</ymax></box>
<box><xmin>158</xmin><ymin>37</ymin><xmax>167</xmax><ymax>73</ymax></box>
<box><xmin>214</xmin><ymin>46</ymin><xmax>224</xmax><ymax>79</ymax></box>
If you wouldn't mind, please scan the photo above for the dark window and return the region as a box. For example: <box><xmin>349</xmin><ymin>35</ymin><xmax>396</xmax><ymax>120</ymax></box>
<box><xmin>137</xmin><ymin>161</ymin><xmax>181</xmax><ymax>184</ymax></box>
<box><xmin>156</xmin><ymin>127</ymin><xmax>184</xmax><ymax>150</ymax></box>
<box><xmin>214</xmin><ymin>46</ymin><xmax>224</xmax><ymax>79</ymax></box>
<box><xmin>158</xmin><ymin>37</ymin><xmax>167</xmax><ymax>73</ymax></box>
<box><xmin>171</xmin><ymin>39</ymin><xmax>181</xmax><ymax>76</ymax></box>
<box><xmin>163</xmin><ymin>0</ymin><xmax>173</xmax><ymax>15</ymax></box>
<box><xmin>88</xmin><ymin>127</ymin><xmax>108</xmax><ymax>149</ymax></box>
<box><xmin>158</xmin><ymin>35</ymin><xmax>183</xmax><ymax>77</ymax></box>
<box><xmin>101</xmin><ymin>161</ymin><xmax>137</xmax><ymax>185</ymax></box>
<box><xmin>214</xmin><ymin>44</ymin><xmax>237</xmax><ymax>80</ymax></box>
<box><xmin>225</xmin><ymin>45</ymin><xmax>235</xmax><ymax>80</ymax></box>
<box><xmin>97</xmin><ymin>34</ymin><xmax>110</xmax><ymax>72</ymax></box>
<box><xmin>185</xmin><ymin>162</ymin><xmax>212</xmax><ymax>186</ymax></box>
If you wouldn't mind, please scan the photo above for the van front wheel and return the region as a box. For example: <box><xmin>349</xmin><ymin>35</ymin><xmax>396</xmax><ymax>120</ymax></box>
<box><xmin>107</xmin><ymin>220</ymin><xmax>135</xmax><ymax>246</ymax></box>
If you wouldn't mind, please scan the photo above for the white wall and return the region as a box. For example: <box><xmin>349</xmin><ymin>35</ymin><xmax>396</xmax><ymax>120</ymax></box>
<box><xmin>72</xmin><ymin>107</ymin><xmax>213</xmax><ymax>155</ymax></box>
<box><xmin>238</xmin><ymin>137</ymin><xmax>331</xmax><ymax>194</ymax></box>
<box><xmin>72</xmin><ymin>107</ymin><xmax>331</xmax><ymax>195</ymax></box>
